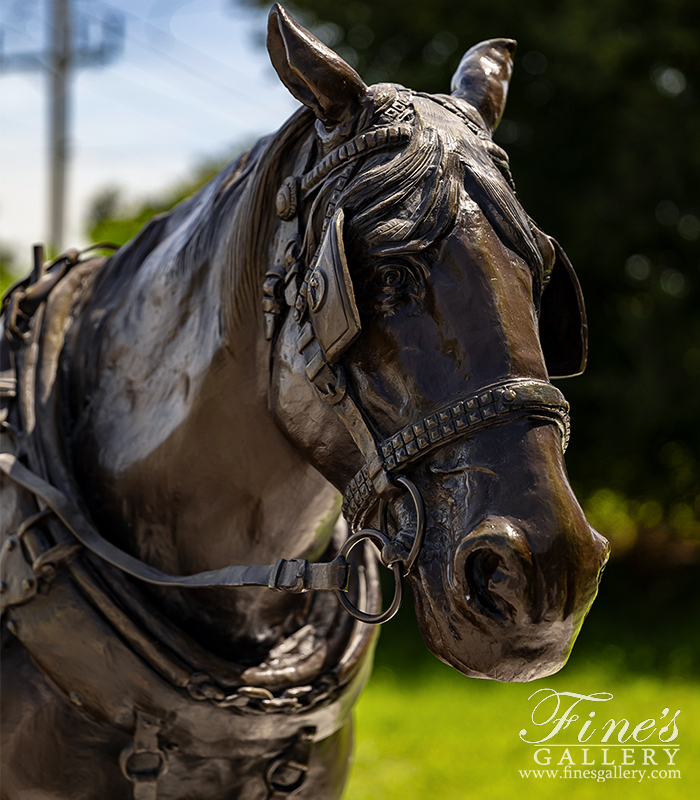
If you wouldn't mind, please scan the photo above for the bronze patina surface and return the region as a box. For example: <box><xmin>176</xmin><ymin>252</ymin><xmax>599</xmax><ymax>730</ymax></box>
<box><xmin>0</xmin><ymin>5</ymin><xmax>608</xmax><ymax>798</ymax></box>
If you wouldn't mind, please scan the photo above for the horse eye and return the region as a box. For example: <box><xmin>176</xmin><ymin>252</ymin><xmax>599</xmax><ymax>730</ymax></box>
<box><xmin>377</xmin><ymin>266</ymin><xmax>405</xmax><ymax>288</ymax></box>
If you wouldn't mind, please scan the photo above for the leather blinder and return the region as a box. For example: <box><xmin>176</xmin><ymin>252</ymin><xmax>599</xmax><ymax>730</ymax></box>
<box><xmin>307</xmin><ymin>208</ymin><xmax>361</xmax><ymax>363</ymax></box>
<box><xmin>538</xmin><ymin>238</ymin><xmax>588</xmax><ymax>379</ymax></box>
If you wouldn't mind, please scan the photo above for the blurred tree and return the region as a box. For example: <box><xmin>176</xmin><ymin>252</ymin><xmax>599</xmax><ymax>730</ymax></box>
<box><xmin>87</xmin><ymin>156</ymin><xmax>234</xmax><ymax>247</ymax></box>
<box><xmin>0</xmin><ymin>245</ymin><xmax>22</xmax><ymax>295</ymax></box>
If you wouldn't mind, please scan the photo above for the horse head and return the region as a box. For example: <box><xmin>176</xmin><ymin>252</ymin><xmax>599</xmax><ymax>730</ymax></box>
<box><xmin>266</xmin><ymin>5</ymin><xmax>609</xmax><ymax>681</ymax></box>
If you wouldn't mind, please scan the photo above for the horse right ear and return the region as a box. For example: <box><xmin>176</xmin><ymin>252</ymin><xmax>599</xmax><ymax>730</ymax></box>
<box><xmin>451</xmin><ymin>39</ymin><xmax>516</xmax><ymax>134</ymax></box>
<box><xmin>538</xmin><ymin>239</ymin><xmax>588</xmax><ymax>379</ymax></box>
<box><xmin>267</xmin><ymin>4</ymin><xmax>368</xmax><ymax>130</ymax></box>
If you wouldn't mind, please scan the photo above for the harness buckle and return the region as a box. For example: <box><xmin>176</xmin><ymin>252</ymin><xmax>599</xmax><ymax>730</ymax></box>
<box><xmin>265</xmin><ymin>726</ymin><xmax>316</xmax><ymax>797</ymax></box>
<box><xmin>119</xmin><ymin>711</ymin><xmax>169</xmax><ymax>800</ymax></box>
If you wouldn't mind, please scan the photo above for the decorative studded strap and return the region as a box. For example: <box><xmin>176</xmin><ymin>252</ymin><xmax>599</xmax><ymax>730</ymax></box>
<box><xmin>300</xmin><ymin>123</ymin><xmax>411</xmax><ymax>196</ymax></box>
<box><xmin>341</xmin><ymin>379</ymin><xmax>570</xmax><ymax>529</ymax></box>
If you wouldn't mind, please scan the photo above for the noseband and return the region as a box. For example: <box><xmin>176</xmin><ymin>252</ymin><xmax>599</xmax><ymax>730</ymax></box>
<box><xmin>341</xmin><ymin>378</ymin><xmax>570</xmax><ymax>530</ymax></box>
<box><xmin>293</xmin><ymin>374</ymin><xmax>568</xmax><ymax>623</ymax></box>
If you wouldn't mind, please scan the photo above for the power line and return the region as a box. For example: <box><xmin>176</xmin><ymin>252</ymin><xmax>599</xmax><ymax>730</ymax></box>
<box><xmin>126</xmin><ymin>33</ymin><xmax>281</xmax><ymax>114</ymax></box>
<box><xmin>78</xmin><ymin>63</ymin><xmax>256</xmax><ymax>133</ymax></box>
<box><xmin>106</xmin><ymin>4</ymin><xmax>284</xmax><ymax>116</ymax></box>
<box><xmin>0</xmin><ymin>2</ymin><xmax>289</xmax><ymax>251</ymax></box>
<box><xmin>120</xmin><ymin>5</ymin><xmax>269</xmax><ymax>88</ymax></box>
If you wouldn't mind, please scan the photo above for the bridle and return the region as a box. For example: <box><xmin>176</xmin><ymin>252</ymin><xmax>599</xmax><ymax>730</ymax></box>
<box><xmin>329</xmin><ymin>377</ymin><xmax>570</xmax><ymax>620</ymax></box>
<box><xmin>0</xmin><ymin>98</ymin><xmax>571</xmax><ymax>627</ymax></box>
<box><xmin>261</xmin><ymin>98</ymin><xmax>572</xmax><ymax>622</ymax></box>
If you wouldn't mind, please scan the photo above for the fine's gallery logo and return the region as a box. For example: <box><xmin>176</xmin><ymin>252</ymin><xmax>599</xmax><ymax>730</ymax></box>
<box><xmin>518</xmin><ymin>689</ymin><xmax>681</xmax><ymax>782</ymax></box>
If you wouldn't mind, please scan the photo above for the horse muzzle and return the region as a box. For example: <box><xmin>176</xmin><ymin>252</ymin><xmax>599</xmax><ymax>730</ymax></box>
<box><xmin>408</xmin><ymin>512</ymin><xmax>609</xmax><ymax>682</ymax></box>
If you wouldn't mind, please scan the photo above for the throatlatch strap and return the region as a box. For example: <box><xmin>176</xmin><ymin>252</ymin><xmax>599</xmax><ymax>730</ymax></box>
<box><xmin>0</xmin><ymin>453</ymin><xmax>348</xmax><ymax>594</ymax></box>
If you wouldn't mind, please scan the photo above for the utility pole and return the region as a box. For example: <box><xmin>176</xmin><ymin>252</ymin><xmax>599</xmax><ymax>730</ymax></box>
<box><xmin>50</xmin><ymin>0</ymin><xmax>70</xmax><ymax>252</ymax></box>
<box><xmin>0</xmin><ymin>0</ymin><xmax>124</xmax><ymax>253</ymax></box>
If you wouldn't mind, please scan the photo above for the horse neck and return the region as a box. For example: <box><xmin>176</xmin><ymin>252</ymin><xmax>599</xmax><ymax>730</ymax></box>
<box><xmin>65</xmin><ymin>131</ymin><xmax>340</xmax><ymax>656</ymax></box>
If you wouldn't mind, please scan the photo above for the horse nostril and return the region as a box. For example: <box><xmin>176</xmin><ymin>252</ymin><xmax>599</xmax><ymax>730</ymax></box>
<box><xmin>456</xmin><ymin>518</ymin><xmax>533</xmax><ymax>623</ymax></box>
<box><xmin>465</xmin><ymin>549</ymin><xmax>511</xmax><ymax>621</ymax></box>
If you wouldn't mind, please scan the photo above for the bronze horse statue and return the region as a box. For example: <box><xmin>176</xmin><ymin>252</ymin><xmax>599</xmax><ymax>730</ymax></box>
<box><xmin>0</xmin><ymin>6</ymin><xmax>609</xmax><ymax>798</ymax></box>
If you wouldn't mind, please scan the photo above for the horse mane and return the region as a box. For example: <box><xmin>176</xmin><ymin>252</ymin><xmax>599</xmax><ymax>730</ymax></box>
<box><xmin>74</xmin><ymin>85</ymin><xmax>545</xmax><ymax>383</ymax></box>
<box><xmin>218</xmin><ymin>107</ymin><xmax>315</xmax><ymax>336</ymax></box>
<box><xmin>72</xmin><ymin>107</ymin><xmax>315</xmax><ymax>380</ymax></box>
<box><xmin>336</xmin><ymin>90</ymin><xmax>545</xmax><ymax>296</ymax></box>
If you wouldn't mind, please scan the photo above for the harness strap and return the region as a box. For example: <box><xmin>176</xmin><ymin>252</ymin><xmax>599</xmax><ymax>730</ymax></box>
<box><xmin>119</xmin><ymin>711</ymin><xmax>168</xmax><ymax>800</ymax></box>
<box><xmin>265</xmin><ymin>726</ymin><xmax>317</xmax><ymax>798</ymax></box>
<box><xmin>0</xmin><ymin>453</ymin><xmax>348</xmax><ymax>594</ymax></box>
<box><xmin>297</xmin><ymin>326</ymin><xmax>395</xmax><ymax>500</ymax></box>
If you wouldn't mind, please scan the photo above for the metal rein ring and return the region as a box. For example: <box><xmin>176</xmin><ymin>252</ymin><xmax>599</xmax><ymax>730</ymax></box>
<box><xmin>119</xmin><ymin>746</ymin><xmax>169</xmax><ymax>784</ymax></box>
<box><xmin>335</xmin><ymin>529</ymin><xmax>403</xmax><ymax>625</ymax></box>
<box><xmin>335</xmin><ymin>476</ymin><xmax>425</xmax><ymax>625</ymax></box>
<box><xmin>379</xmin><ymin>475</ymin><xmax>426</xmax><ymax>576</ymax></box>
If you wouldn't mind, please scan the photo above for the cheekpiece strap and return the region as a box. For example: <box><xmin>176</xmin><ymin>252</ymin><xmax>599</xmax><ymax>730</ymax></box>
<box><xmin>265</xmin><ymin>116</ymin><xmax>412</xmax><ymax>341</ymax></box>
<box><xmin>269</xmin><ymin>117</ymin><xmax>417</xmax><ymax>501</ymax></box>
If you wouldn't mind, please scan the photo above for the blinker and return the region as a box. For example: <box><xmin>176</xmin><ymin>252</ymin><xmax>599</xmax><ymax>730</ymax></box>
<box><xmin>307</xmin><ymin>208</ymin><xmax>361</xmax><ymax>363</ymax></box>
<box><xmin>538</xmin><ymin>239</ymin><xmax>588</xmax><ymax>378</ymax></box>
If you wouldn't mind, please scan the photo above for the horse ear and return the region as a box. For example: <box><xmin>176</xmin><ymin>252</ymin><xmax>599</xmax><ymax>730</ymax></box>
<box><xmin>451</xmin><ymin>39</ymin><xmax>516</xmax><ymax>133</ymax></box>
<box><xmin>539</xmin><ymin>239</ymin><xmax>588</xmax><ymax>379</ymax></box>
<box><xmin>307</xmin><ymin>208</ymin><xmax>361</xmax><ymax>363</ymax></box>
<box><xmin>267</xmin><ymin>4</ymin><xmax>368</xmax><ymax>129</ymax></box>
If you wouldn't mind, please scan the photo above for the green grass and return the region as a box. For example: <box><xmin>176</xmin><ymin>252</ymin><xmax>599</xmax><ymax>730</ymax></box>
<box><xmin>345</xmin><ymin>563</ymin><xmax>699</xmax><ymax>799</ymax></box>
<box><xmin>347</xmin><ymin>663</ymin><xmax>698</xmax><ymax>799</ymax></box>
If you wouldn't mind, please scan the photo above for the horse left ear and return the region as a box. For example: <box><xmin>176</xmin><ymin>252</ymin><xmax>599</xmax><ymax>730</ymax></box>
<box><xmin>267</xmin><ymin>4</ymin><xmax>368</xmax><ymax>129</ymax></box>
<box><xmin>451</xmin><ymin>39</ymin><xmax>516</xmax><ymax>134</ymax></box>
<box><xmin>538</xmin><ymin>239</ymin><xmax>588</xmax><ymax>379</ymax></box>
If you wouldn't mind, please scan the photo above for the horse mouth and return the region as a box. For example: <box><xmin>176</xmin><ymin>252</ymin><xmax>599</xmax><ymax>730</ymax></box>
<box><xmin>406</xmin><ymin>520</ymin><xmax>609</xmax><ymax>682</ymax></box>
<box><xmin>409</xmin><ymin>574</ymin><xmax>580</xmax><ymax>682</ymax></box>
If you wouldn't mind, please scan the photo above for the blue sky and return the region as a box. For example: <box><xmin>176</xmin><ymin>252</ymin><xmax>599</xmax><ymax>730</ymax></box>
<box><xmin>0</xmin><ymin>0</ymin><xmax>300</xmax><ymax>264</ymax></box>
